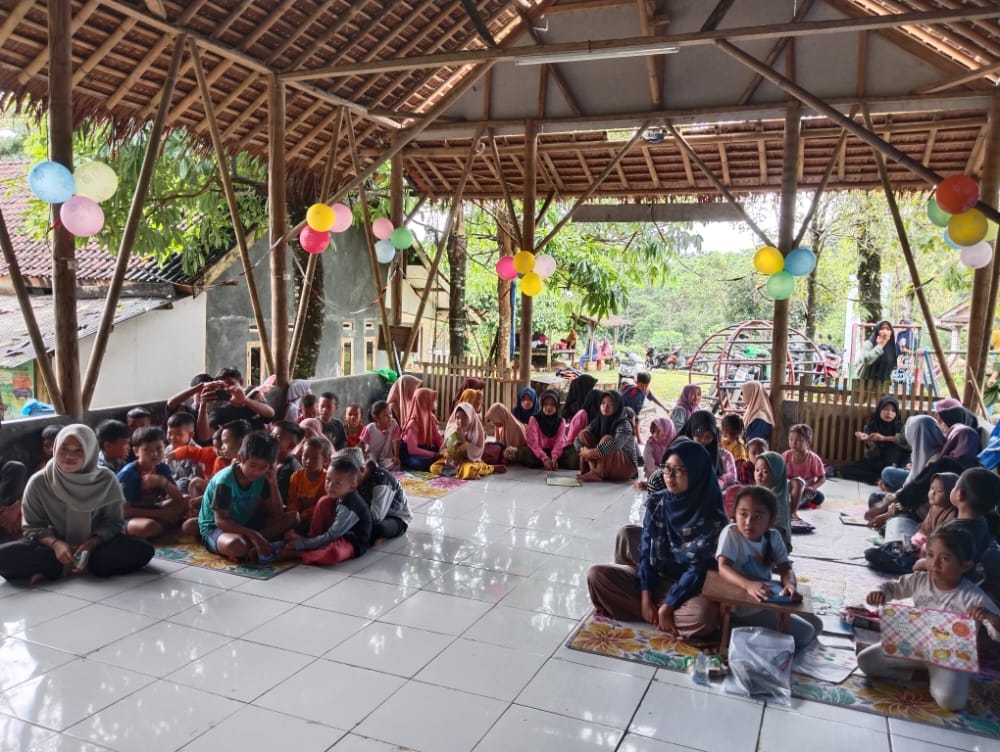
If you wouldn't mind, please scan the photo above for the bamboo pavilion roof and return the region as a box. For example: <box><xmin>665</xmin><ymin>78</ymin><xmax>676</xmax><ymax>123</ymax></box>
<box><xmin>1</xmin><ymin>0</ymin><xmax>1000</xmax><ymax>201</ymax></box>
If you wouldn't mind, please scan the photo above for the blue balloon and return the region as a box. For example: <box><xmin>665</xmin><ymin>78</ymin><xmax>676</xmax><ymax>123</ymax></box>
<box><xmin>27</xmin><ymin>161</ymin><xmax>75</xmax><ymax>204</ymax></box>
<box><xmin>944</xmin><ymin>228</ymin><xmax>961</xmax><ymax>249</ymax></box>
<box><xmin>784</xmin><ymin>247</ymin><xmax>817</xmax><ymax>276</ymax></box>
<box><xmin>374</xmin><ymin>238</ymin><xmax>396</xmax><ymax>263</ymax></box>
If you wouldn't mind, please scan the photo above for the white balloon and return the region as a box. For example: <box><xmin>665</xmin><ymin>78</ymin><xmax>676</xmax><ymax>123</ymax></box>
<box><xmin>534</xmin><ymin>253</ymin><xmax>557</xmax><ymax>279</ymax></box>
<box><xmin>375</xmin><ymin>239</ymin><xmax>396</xmax><ymax>263</ymax></box>
<box><xmin>960</xmin><ymin>241</ymin><xmax>993</xmax><ymax>269</ymax></box>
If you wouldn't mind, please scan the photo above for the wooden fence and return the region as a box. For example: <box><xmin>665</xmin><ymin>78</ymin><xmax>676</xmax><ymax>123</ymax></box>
<box><xmin>418</xmin><ymin>356</ymin><xmax>522</xmax><ymax>422</ymax></box>
<box><xmin>788</xmin><ymin>379</ymin><xmax>937</xmax><ymax>466</ymax></box>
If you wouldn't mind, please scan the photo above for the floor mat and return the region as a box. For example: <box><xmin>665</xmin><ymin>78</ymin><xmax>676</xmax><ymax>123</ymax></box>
<box><xmin>393</xmin><ymin>471</ymin><xmax>469</xmax><ymax>499</ymax></box>
<box><xmin>154</xmin><ymin>540</ymin><xmax>299</xmax><ymax>580</ymax></box>
<box><xmin>794</xmin><ymin>556</ymin><xmax>896</xmax><ymax>614</ymax></box>
<box><xmin>567</xmin><ymin>612</ymin><xmax>1000</xmax><ymax>739</ymax></box>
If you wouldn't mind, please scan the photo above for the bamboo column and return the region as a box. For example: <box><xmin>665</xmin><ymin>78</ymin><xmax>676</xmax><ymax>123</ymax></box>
<box><xmin>519</xmin><ymin>120</ymin><xmax>537</xmax><ymax>387</ymax></box>
<box><xmin>390</xmin><ymin>140</ymin><xmax>404</xmax><ymax>327</ymax></box>
<box><xmin>269</xmin><ymin>74</ymin><xmax>290</xmax><ymax>387</ymax></box>
<box><xmin>48</xmin><ymin>1</ymin><xmax>80</xmax><ymax>418</ymax></box>
<box><xmin>82</xmin><ymin>38</ymin><xmax>185</xmax><ymax>409</ymax></box>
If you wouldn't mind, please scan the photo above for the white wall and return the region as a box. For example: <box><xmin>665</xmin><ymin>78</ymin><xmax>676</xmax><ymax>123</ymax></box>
<box><xmin>80</xmin><ymin>295</ymin><xmax>207</xmax><ymax>409</ymax></box>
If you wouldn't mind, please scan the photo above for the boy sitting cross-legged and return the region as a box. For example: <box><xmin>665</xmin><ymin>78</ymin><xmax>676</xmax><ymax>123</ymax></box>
<box><xmin>96</xmin><ymin>419</ymin><xmax>131</xmax><ymax>474</ymax></box>
<box><xmin>118</xmin><ymin>426</ymin><xmax>187</xmax><ymax>539</ymax></box>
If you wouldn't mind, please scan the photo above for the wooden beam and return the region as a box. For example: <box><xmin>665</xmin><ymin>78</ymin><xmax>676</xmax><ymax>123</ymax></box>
<box><xmin>663</xmin><ymin>121</ymin><xmax>776</xmax><ymax>248</ymax></box>
<box><xmin>915</xmin><ymin>60</ymin><xmax>1000</xmax><ymax>95</ymax></box>
<box><xmin>571</xmin><ymin>203</ymin><xmax>744</xmax><ymax>223</ymax></box>
<box><xmin>534</xmin><ymin>119</ymin><xmax>652</xmax><ymax>254</ymax></box>
<box><xmin>519</xmin><ymin>16</ymin><xmax>584</xmax><ymax>116</ymax></box>
<box><xmin>269</xmin><ymin>74</ymin><xmax>290</xmax><ymax>387</ymax></box>
<box><xmin>757</xmin><ymin>140</ymin><xmax>768</xmax><ymax>183</ymax></box>
<box><xmin>81</xmin><ymin>37</ymin><xmax>185</xmax><ymax>409</ymax></box>
<box><xmin>282</xmin><ymin>6</ymin><xmax>999</xmax><ymax>81</ymax></box>
<box><xmin>519</xmin><ymin>120</ymin><xmax>537</xmax><ymax>387</ymax></box>
<box><xmin>288</xmin><ymin>252</ymin><xmax>318</xmax><ymax>373</ymax></box>
<box><xmin>390</xmin><ymin>138</ymin><xmax>405</xmax><ymax>328</ymax></box>
<box><xmin>718</xmin><ymin>143</ymin><xmax>731</xmax><ymax>184</ymax></box>
<box><xmin>189</xmin><ymin>40</ymin><xmax>274</xmax><ymax>377</ymax></box>
<box><xmin>489</xmin><ymin>131</ymin><xmax>523</xmax><ymax>249</ymax></box>
<box><xmin>636</xmin><ymin>0</ymin><xmax>664</xmax><ymax>108</ymax></box>
<box><xmin>642</xmin><ymin>145</ymin><xmax>662</xmax><ymax>188</ymax></box>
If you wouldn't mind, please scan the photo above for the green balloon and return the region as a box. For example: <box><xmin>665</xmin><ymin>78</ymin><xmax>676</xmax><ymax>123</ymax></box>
<box><xmin>927</xmin><ymin>197</ymin><xmax>951</xmax><ymax>228</ymax></box>
<box><xmin>390</xmin><ymin>227</ymin><xmax>413</xmax><ymax>249</ymax></box>
<box><xmin>765</xmin><ymin>270</ymin><xmax>795</xmax><ymax>300</ymax></box>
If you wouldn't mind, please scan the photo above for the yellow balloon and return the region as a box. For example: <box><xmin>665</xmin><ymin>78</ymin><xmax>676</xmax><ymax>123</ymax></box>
<box><xmin>521</xmin><ymin>271</ymin><xmax>543</xmax><ymax>296</ymax></box>
<box><xmin>948</xmin><ymin>208</ymin><xmax>988</xmax><ymax>247</ymax></box>
<box><xmin>754</xmin><ymin>246</ymin><xmax>784</xmax><ymax>275</ymax></box>
<box><xmin>306</xmin><ymin>203</ymin><xmax>335</xmax><ymax>232</ymax></box>
<box><xmin>513</xmin><ymin>250</ymin><xmax>535</xmax><ymax>275</ymax></box>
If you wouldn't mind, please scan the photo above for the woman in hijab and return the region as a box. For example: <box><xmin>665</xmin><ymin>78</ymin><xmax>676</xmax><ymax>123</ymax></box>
<box><xmin>753</xmin><ymin>450</ymin><xmax>793</xmax><ymax>547</ymax></box>
<box><xmin>283</xmin><ymin>380</ymin><xmax>313</xmax><ymax>422</ymax></box>
<box><xmin>296</xmin><ymin>417</ymin><xmax>335</xmax><ymax>461</ymax></box>
<box><xmin>562</xmin><ymin>373</ymin><xmax>597</xmax><ymax>420</ymax></box>
<box><xmin>400</xmin><ymin>387</ymin><xmax>443</xmax><ymax>471</ymax></box>
<box><xmin>740</xmin><ymin>381</ymin><xmax>774</xmax><ymax>443</ymax></box>
<box><xmin>387</xmin><ymin>374</ymin><xmax>421</xmax><ymax>427</ymax></box>
<box><xmin>588</xmin><ymin>441</ymin><xmax>725</xmax><ymax>639</ymax></box>
<box><xmin>670</xmin><ymin>384</ymin><xmax>702</xmax><ymax>432</ymax></box>
<box><xmin>643</xmin><ymin>417</ymin><xmax>677</xmax><ymax>478</ymax></box>
<box><xmin>575</xmin><ymin>390</ymin><xmax>640</xmax><ymax>482</ymax></box>
<box><xmin>455</xmin><ymin>388</ymin><xmax>483</xmax><ymax>416</ymax></box>
<box><xmin>512</xmin><ymin>387</ymin><xmax>540</xmax><ymax>425</ymax></box>
<box><xmin>840</xmin><ymin>396</ymin><xmax>908</xmax><ymax>484</ymax></box>
<box><xmin>484</xmin><ymin>403</ymin><xmax>528</xmax><ymax>449</ymax></box>
<box><xmin>856</xmin><ymin>320</ymin><xmax>898</xmax><ymax>382</ymax></box>
<box><xmin>523</xmin><ymin>389</ymin><xmax>574</xmax><ymax>470</ymax></box>
<box><xmin>678</xmin><ymin>410</ymin><xmax>737</xmax><ymax>489</ymax></box>
<box><xmin>880</xmin><ymin>414</ymin><xmax>944</xmax><ymax>492</ymax></box>
<box><xmin>430</xmin><ymin>402</ymin><xmax>502</xmax><ymax>480</ymax></box>
<box><xmin>450</xmin><ymin>378</ymin><xmax>485</xmax><ymax>414</ymax></box>
<box><xmin>0</xmin><ymin>425</ymin><xmax>153</xmax><ymax>581</ymax></box>
<box><xmin>566</xmin><ymin>389</ymin><xmax>604</xmax><ymax>446</ymax></box>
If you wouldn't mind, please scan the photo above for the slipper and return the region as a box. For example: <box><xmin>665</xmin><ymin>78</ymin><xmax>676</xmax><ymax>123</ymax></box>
<box><xmin>790</xmin><ymin>518</ymin><xmax>815</xmax><ymax>534</ymax></box>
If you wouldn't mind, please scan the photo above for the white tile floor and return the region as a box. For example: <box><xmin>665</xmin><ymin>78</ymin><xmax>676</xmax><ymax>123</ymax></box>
<box><xmin>1</xmin><ymin>469</ymin><xmax>999</xmax><ymax>751</ymax></box>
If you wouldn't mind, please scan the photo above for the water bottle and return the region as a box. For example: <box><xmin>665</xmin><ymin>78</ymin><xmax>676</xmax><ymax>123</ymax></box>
<box><xmin>691</xmin><ymin>653</ymin><xmax>710</xmax><ymax>686</ymax></box>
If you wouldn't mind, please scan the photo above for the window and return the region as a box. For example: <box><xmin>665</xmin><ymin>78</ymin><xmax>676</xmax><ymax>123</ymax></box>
<box><xmin>341</xmin><ymin>340</ymin><xmax>353</xmax><ymax>375</ymax></box>
<box><xmin>365</xmin><ymin>337</ymin><xmax>375</xmax><ymax>371</ymax></box>
<box><xmin>246</xmin><ymin>341</ymin><xmax>268</xmax><ymax>386</ymax></box>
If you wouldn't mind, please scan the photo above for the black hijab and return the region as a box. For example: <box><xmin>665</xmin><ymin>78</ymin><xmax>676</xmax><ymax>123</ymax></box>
<box><xmin>587</xmin><ymin>390</ymin><xmax>631</xmax><ymax>438</ymax></box>
<box><xmin>677</xmin><ymin>409</ymin><xmax>724</xmax><ymax>477</ymax></box>
<box><xmin>865</xmin><ymin>320</ymin><xmax>898</xmax><ymax>382</ymax></box>
<box><xmin>536</xmin><ymin>390</ymin><xmax>564</xmax><ymax>438</ymax></box>
<box><xmin>579</xmin><ymin>389</ymin><xmax>604</xmax><ymax>424</ymax></box>
<box><xmin>867</xmin><ymin>395</ymin><xmax>902</xmax><ymax>436</ymax></box>
<box><xmin>938</xmin><ymin>405</ymin><xmax>980</xmax><ymax>430</ymax></box>
<box><xmin>563</xmin><ymin>374</ymin><xmax>597</xmax><ymax>420</ymax></box>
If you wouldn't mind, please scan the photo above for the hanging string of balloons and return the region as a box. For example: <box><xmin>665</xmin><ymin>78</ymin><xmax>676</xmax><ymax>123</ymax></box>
<box><xmin>27</xmin><ymin>160</ymin><xmax>119</xmax><ymax>236</ymax></box>
<box><xmin>925</xmin><ymin>175</ymin><xmax>998</xmax><ymax>270</ymax></box>
<box><xmin>371</xmin><ymin>216</ymin><xmax>414</xmax><ymax>262</ymax></box>
<box><xmin>752</xmin><ymin>244</ymin><xmax>816</xmax><ymax>300</ymax></box>
<box><xmin>300</xmin><ymin>201</ymin><xmax>353</xmax><ymax>254</ymax></box>
<box><xmin>494</xmin><ymin>250</ymin><xmax>557</xmax><ymax>296</ymax></box>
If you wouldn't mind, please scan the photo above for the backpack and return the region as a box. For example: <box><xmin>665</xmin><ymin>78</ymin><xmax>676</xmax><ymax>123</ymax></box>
<box><xmin>621</xmin><ymin>383</ymin><xmax>647</xmax><ymax>413</ymax></box>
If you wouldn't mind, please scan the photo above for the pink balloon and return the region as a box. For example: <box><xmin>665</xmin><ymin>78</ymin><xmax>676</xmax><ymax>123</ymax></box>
<box><xmin>59</xmin><ymin>195</ymin><xmax>104</xmax><ymax>237</ymax></box>
<box><xmin>372</xmin><ymin>217</ymin><xmax>394</xmax><ymax>240</ymax></box>
<box><xmin>331</xmin><ymin>202</ymin><xmax>352</xmax><ymax>232</ymax></box>
<box><xmin>495</xmin><ymin>256</ymin><xmax>517</xmax><ymax>280</ymax></box>
<box><xmin>299</xmin><ymin>226</ymin><xmax>330</xmax><ymax>254</ymax></box>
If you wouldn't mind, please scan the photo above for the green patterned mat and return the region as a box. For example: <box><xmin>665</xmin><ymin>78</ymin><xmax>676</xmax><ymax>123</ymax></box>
<box><xmin>154</xmin><ymin>540</ymin><xmax>298</xmax><ymax>580</ymax></box>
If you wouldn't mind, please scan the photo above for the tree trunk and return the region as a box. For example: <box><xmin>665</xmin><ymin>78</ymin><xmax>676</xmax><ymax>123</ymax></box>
<box><xmin>804</xmin><ymin>223</ymin><xmax>823</xmax><ymax>342</ymax></box>
<box><xmin>856</xmin><ymin>193</ymin><xmax>882</xmax><ymax>324</ymax></box>
<box><xmin>292</xmin><ymin>246</ymin><xmax>325</xmax><ymax>379</ymax></box>
<box><xmin>496</xmin><ymin>230</ymin><xmax>513</xmax><ymax>368</ymax></box>
<box><xmin>448</xmin><ymin>212</ymin><xmax>467</xmax><ymax>359</ymax></box>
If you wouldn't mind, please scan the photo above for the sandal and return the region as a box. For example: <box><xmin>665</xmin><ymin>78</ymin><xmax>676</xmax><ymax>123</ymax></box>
<box><xmin>790</xmin><ymin>518</ymin><xmax>815</xmax><ymax>534</ymax></box>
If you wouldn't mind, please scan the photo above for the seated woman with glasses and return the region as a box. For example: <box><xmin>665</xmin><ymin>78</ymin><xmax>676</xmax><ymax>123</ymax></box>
<box><xmin>588</xmin><ymin>439</ymin><xmax>727</xmax><ymax>639</ymax></box>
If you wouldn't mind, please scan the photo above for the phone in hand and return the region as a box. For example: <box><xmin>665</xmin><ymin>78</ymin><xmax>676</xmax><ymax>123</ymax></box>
<box><xmin>215</xmin><ymin>389</ymin><xmax>231</xmax><ymax>402</ymax></box>
<box><xmin>72</xmin><ymin>549</ymin><xmax>89</xmax><ymax>570</ymax></box>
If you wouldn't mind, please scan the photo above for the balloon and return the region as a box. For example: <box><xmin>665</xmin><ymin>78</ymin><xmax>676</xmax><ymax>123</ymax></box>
<box><xmin>784</xmin><ymin>247</ymin><xmax>816</xmax><ymax>277</ymax></box>
<box><xmin>960</xmin><ymin>241</ymin><xmax>993</xmax><ymax>269</ymax></box>
<box><xmin>947</xmin><ymin>208</ymin><xmax>988</xmax><ymax>247</ymax></box>
<box><xmin>372</xmin><ymin>217</ymin><xmax>394</xmax><ymax>240</ymax></box>
<box><xmin>512</xmin><ymin>250</ymin><xmax>535</xmax><ymax>275</ymax></box>
<box><xmin>521</xmin><ymin>271</ymin><xmax>543</xmax><ymax>296</ymax></box>
<box><xmin>390</xmin><ymin>227</ymin><xmax>413</xmax><ymax>249</ymax></box>
<box><xmin>299</xmin><ymin>226</ymin><xmax>329</xmax><ymax>254</ymax></box>
<box><xmin>306</xmin><ymin>203</ymin><xmax>335</xmax><ymax>232</ymax></box>
<box><xmin>73</xmin><ymin>161</ymin><xmax>118</xmax><ymax>202</ymax></box>
<box><xmin>944</xmin><ymin>228</ymin><xmax>961</xmax><ymax>249</ymax></box>
<box><xmin>495</xmin><ymin>256</ymin><xmax>517</xmax><ymax>280</ymax></box>
<box><xmin>926</xmin><ymin>197</ymin><xmax>951</xmax><ymax>227</ymax></box>
<box><xmin>330</xmin><ymin>202</ymin><xmax>353</xmax><ymax>232</ymax></box>
<box><xmin>987</xmin><ymin>221</ymin><xmax>999</xmax><ymax>242</ymax></box>
<box><xmin>753</xmin><ymin>246</ymin><xmax>784</xmax><ymax>275</ymax></box>
<box><xmin>765</xmin><ymin>270</ymin><xmax>795</xmax><ymax>300</ymax></box>
<box><xmin>936</xmin><ymin>175</ymin><xmax>979</xmax><ymax>214</ymax></box>
<box><xmin>28</xmin><ymin>161</ymin><xmax>75</xmax><ymax>204</ymax></box>
<box><xmin>534</xmin><ymin>253</ymin><xmax>557</xmax><ymax>279</ymax></box>
<box><xmin>375</xmin><ymin>239</ymin><xmax>396</xmax><ymax>263</ymax></box>
<box><xmin>59</xmin><ymin>196</ymin><xmax>104</xmax><ymax>236</ymax></box>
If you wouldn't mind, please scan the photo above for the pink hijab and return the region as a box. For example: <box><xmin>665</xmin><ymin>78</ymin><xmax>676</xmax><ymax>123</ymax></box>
<box><xmin>675</xmin><ymin>384</ymin><xmax>701</xmax><ymax>421</ymax></box>
<box><xmin>404</xmin><ymin>388</ymin><xmax>441</xmax><ymax>448</ymax></box>
<box><xmin>445</xmin><ymin>402</ymin><xmax>486</xmax><ymax>461</ymax></box>
<box><xmin>646</xmin><ymin>417</ymin><xmax>676</xmax><ymax>465</ymax></box>
<box><xmin>297</xmin><ymin>417</ymin><xmax>334</xmax><ymax>457</ymax></box>
<box><xmin>388</xmin><ymin>375</ymin><xmax>421</xmax><ymax>426</ymax></box>
<box><xmin>484</xmin><ymin>402</ymin><xmax>527</xmax><ymax>448</ymax></box>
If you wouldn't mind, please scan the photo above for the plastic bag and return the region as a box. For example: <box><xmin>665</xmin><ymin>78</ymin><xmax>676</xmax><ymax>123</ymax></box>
<box><xmin>723</xmin><ymin>627</ymin><xmax>795</xmax><ymax>705</ymax></box>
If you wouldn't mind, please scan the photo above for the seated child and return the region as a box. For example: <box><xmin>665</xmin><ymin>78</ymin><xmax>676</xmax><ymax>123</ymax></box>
<box><xmin>96</xmin><ymin>419</ymin><xmax>130</xmax><ymax>474</ymax></box>
<box><xmin>484</xmin><ymin>402</ymin><xmax>527</xmax><ymax>465</ymax></box>
<box><xmin>860</xmin><ymin>525</ymin><xmax>1000</xmax><ymax>711</ymax></box>
<box><xmin>344</xmin><ymin>403</ymin><xmax>364</xmax><ymax>449</ymax></box>
<box><xmin>270</xmin><ymin>420</ymin><xmax>304</xmax><ymax>503</ymax></box>
<box><xmin>942</xmin><ymin>468</ymin><xmax>999</xmax><ymax>565</ymax></box>
<box><xmin>298</xmin><ymin>393</ymin><xmax>318</xmax><ymax>422</ymax></box>
<box><xmin>196</xmin><ymin>431</ymin><xmax>296</xmax><ymax>562</ymax></box>
<box><xmin>400</xmin><ymin>388</ymin><xmax>443</xmax><ymax>472</ymax></box>
<box><xmin>642</xmin><ymin>417</ymin><xmax>676</xmax><ymax>479</ymax></box>
<box><xmin>747</xmin><ymin>437</ymin><xmax>768</xmax><ymax>465</ymax></box>
<box><xmin>126</xmin><ymin>406</ymin><xmax>151</xmax><ymax>433</ymax></box>
<box><xmin>910</xmin><ymin>473</ymin><xmax>959</xmax><ymax>561</ymax></box>
<box><xmin>722</xmin><ymin>414</ymin><xmax>753</xmax><ymax>484</ymax></box>
<box><xmin>281</xmin><ymin>455</ymin><xmax>373</xmax><ymax>565</ymax></box>
<box><xmin>782</xmin><ymin>424</ymin><xmax>825</xmax><ymax>525</ymax></box>
<box><xmin>35</xmin><ymin>424</ymin><xmax>60</xmax><ymax>473</ymax></box>
<box><xmin>339</xmin><ymin>447</ymin><xmax>412</xmax><ymax>542</ymax></box>
<box><xmin>754</xmin><ymin>451</ymin><xmax>792</xmax><ymax>548</ymax></box>
<box><xmin>430</xmin><ymin>402</ymin><xmax>502</xmax><ymax>480</ymax></box>
<box><xmin>117</xmin><ymin>426</ymin><xmax>186</xmax><ymax>539</ymax></box>
<box><xmin>359</xmin><ymin>400</ymin><xmax>400</xmax><ymax>471</ymax></box>
<box><xmin>511</xmin><ymin>387</ymin><xmax>539</xmax><ymax>426</ymax></box>
<box><xmin>288</xmin><ymin>436</ymin><xmax>330</xmax><ymax>532</ymax></box>
<box><xmin>716</xmin><ymin>485</ymin><xmax>822</xmax><ymax>650</ymax></box>
<box><xmin>565</xmin><ymin>390</ymin><xmax>603</xmax><ymax>446</ymax></box>
<box><xmin>165</xmin><ymin>412</ymin><xmax>211</xmax><ymax>499</ymax></box>
<box><xmin>524</xmin><ymin>390</ymin><xmax>571</xmax><ymax>470</ymax></box>
<box><xmin>319</xmin><ymin>391</ymin><xmax>347</xmax><ymax>450</ymax></box>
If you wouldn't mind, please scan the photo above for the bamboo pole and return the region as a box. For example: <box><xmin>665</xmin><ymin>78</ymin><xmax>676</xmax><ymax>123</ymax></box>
<box><xmin>862</xmin><ymin>107</ymin><xmax>960</xmax><ymax>400</ymax></box>
<box><xmin>189</xmin><ymin>40</ymin><xmax>274</xmax><ymax>376</ymax></box>
<box><xmin>82</xmin><ymin>38</ymin><xmax>185</xmax><ymax>409</ymax></box>
<box><xmin>716</xmin><ymin>39</ymin><xmax>1000</xmax><ymax>226</ymax></box>
<box><xmin>489</xmin><ymin>131</ymin><xmax>523</xmax><ymax>250</ymax></box>
<box><xmin>269</xmin><ymin>74</ymin><xmax>290</xmax><ymax>387</ymax></box>
<box><xmin>401</xmin><ymin>128</ymin><xmax>485</xmax><ymax>368</ymax></box>
<box><xmin>48</xmin><ymin>1</ymin><xmax>80</xmax><ymax>418</ymax></box>
<box><xmin>288</xmin><ymin>252</ymin><xmax>317</xmax><ymax>372</ymax></box>
<box><xmin>390</xmin><ymin>140</ymin><xmax>404</xmax><ymax>327</ymax></box>
<box><xmin>0</xmin><ymin>208</ymin><xmax>63</xmax><ymax>413</ymax></box>
<box><xmin>519</xmin><ymin>121</ymin><xmax>538</xmax><ymax>387</ymax></box>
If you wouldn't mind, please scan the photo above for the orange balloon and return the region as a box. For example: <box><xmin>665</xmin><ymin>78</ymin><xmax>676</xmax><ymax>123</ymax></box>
<box><xmin>936</xmin><ymin>175</ymin><xmax>979</xmax><ymax>214</ymax></box>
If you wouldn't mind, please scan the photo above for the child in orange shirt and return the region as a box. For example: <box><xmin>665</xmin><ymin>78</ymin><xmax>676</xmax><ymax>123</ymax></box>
<box><xmin>287</xmin><ymin>436</ymin><xmax>330</xmax><ymax>533</ymax></box>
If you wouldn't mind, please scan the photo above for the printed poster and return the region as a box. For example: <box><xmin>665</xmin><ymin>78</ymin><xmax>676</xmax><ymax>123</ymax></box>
<box><xmin>0</xmin><ymin>363</ymin><xmax>34</xmax><ymax>418</ymax></box>
<box><xmin>880</xmin><ymin>603</ymin><xmax>979</xmax><ymax>673</ymax></box>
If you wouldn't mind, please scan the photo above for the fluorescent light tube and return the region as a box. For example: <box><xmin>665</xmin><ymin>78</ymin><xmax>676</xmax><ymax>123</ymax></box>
<box><xmin>514</xmin><ymin>42</ymin><xmax>679</xmax><ymax>66</ymax></box>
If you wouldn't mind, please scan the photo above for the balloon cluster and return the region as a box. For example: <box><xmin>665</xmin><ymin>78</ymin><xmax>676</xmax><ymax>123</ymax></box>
<box><xmin>494</xmin><ymin>250</ymin><xmax>556</xmax><ymax>296</ymax></box>
<box><xmin>371</xmin><ymin>217</ymin><xmax>414</xmax><ymax>264</ymax></box>
<box><xmin>299</xmin><ymin>202</ymin><xmax>353</xmax><ymax>254</ymax></box>
<box><xmin>27</xmin><ymin>160</ymin><xmax>119</xmax><ymax>237</ymax></box>
<box><xmin>926</xmin><ymin>176</ymin><xmax>997</xmax><ymax>270</ymax></box>
<box><xmin>752</xmin><ymin>245</ymin><xmax>816</xmax><ymax>300</ymax></box>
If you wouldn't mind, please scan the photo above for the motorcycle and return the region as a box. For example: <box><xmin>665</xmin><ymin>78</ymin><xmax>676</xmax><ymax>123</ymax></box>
<box><xmin>647</xmin><ymin>345</ymin><xmax>683</xmax><ymax>370</ymax></box>
<box><xmin>617</xmin><ymin>351</ymin><xmax>645</xmax><ymax>385</ymax></box>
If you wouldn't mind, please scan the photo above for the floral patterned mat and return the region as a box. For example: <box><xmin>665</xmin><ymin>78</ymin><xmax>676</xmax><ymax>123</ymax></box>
<box><xmin>392</xmin><ymin>471</ymin><xmax>469</xmax><ymax>499</ymax></box>
<box><xmin>567</xmin><ymin>613</ymin><xmax>1000</xmax><ymax>739</ymax></box>
<box><xmin>153</xmin><ymin>539</ymin><xmax>299</xmax><ymax>580</ymax></box>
